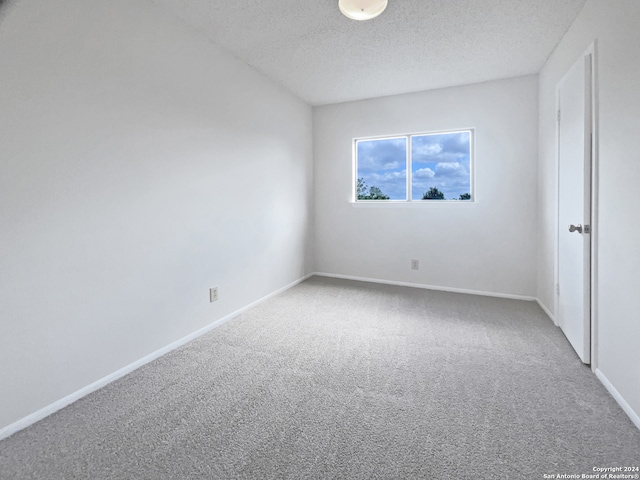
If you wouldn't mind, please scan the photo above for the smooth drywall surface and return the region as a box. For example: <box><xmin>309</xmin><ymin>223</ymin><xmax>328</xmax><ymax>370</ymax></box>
<box><xmin>314</xmin><ymin>76</ymin><xmax>538</xmax><ymax>297</ymax></box>
<box><xmin>0</xmin><ymin>0</ymin><xmax>313</xmax><ymax>430</ymax></box>
<box><xmin>538</xmin><ymin>0</ymin><xmax>640</xmax><ymax>420</ymax></box>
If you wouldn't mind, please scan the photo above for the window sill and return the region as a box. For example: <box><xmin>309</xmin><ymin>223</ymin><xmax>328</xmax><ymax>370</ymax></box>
<box><xmin>350</xmin><ymin>201</ymin><xmax>477</xmax><ymax>208</ymax></box>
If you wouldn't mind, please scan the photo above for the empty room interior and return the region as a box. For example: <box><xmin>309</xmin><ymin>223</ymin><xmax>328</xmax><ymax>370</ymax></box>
<box><xmin>1</xmin><ymin>0</ymin><xmax>639</xmax><ymax>477</ymax></box>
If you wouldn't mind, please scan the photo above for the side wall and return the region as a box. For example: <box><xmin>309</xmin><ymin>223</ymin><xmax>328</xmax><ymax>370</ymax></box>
<box><xmin>0</xmin><ymin>0</ymin><xmax>313</xmax><ymax>431</ymax></box>
<box><xmin>537</xmin><ymin>0</ymin><xmax>640</xmax><ymax>424</ymax></box>
<box><xmin>314</xmin><ymin>76</ymin><xmax>539</xmax><ymax>298</ymax></box>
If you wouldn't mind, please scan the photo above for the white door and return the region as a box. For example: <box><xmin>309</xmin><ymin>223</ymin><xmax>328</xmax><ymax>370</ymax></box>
<box><xmin>557</xmin><ymin>53</ymin><xmax>592</xmax><ymax>364</ymax></box>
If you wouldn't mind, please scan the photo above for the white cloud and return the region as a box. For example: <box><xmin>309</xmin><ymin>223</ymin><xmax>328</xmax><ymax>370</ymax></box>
<box><xmin>412</xmin><ymin>143</ymin><xmax>442</xmax><ymax>157</ymax></box>
<box><xmin>411</xmin><ymin>132</ymin><xmax>471</xmax><ymax>165</ymax></box>
<box><xmin>369</xmin><ymin>170</ymin><xmax>406</xmax><ymax>183</ymax></box>
<box><xmin>357</xmin><ymin>138</ymin><xmax>406</xmax><ymax>173</ymax></box>
<box><xmin>381</xmin><ymin>160</ymin><xmax>405</xmax><ymax>170</ymax></box>
<box><xmin>413</xmin><ymin>167</ymin><xmax>435</xmax><ymax>179</ymax></box>
<box><xmin>435</xmin><ymin>162</ymin><xmax>468</xmax><ymax>178</ymax></box>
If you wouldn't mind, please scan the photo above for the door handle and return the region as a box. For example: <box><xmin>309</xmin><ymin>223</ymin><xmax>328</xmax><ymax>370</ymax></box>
<box><xmin>568</xmin><ymin>224</ymin><xmax>583</xmax><ymax>233</ymax></box>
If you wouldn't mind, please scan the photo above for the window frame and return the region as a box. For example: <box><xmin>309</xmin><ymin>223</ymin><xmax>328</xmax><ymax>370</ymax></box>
<box><xmin>352</xmin><ymin>128</ymin><xmax>475</xmax><ymax>204</ymax></box>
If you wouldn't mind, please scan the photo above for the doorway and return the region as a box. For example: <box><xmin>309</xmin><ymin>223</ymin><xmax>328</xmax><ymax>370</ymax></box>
<box><xmin>555</xmin><ymin>45</ymin><xmax>597</xmax><ymax>365</ymax></box>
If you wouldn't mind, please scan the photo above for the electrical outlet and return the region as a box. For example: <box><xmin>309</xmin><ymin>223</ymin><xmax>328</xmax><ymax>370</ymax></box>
<box><xmin>411</xmin><ymin>259</ymin><xmax>419</xmax><ymax>270</ymax></box>
<box><xmin>210</xmin><ymin>287</ymin><xmax>218</xmax><ymax>303</ymax></box>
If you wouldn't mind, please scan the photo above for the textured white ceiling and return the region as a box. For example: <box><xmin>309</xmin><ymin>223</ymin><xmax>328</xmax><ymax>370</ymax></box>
<box><xmin>150</xmin><ymin>0</ymin><xmax>587</xmax><ymax>106</ymax></box>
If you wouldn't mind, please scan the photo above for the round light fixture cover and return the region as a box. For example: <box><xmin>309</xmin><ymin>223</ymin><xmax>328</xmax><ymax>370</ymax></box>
<box><xmin>339</xmin><ymin>0</ymin><xmax>388</xmax><ymax>21</ymax></box>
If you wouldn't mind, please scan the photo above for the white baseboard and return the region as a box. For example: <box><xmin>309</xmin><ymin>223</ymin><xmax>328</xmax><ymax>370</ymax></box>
<box><xmin>595</xmin><ymin>369</ymin><xmax>640</xmax><ymax>431</ymax></box>
<box><xmin>313</xmin><ymin>272</ymin><xmax>537</xmax><ymax>302</ymax></box>
<box><xmin>0</xmin><ymin>273</ymin><xmax>313</xmax><ymax>442</ymax></box>
<box><xmin>536</xmin><ymin>298</ymin><xmax>557</xmax><ymax>325</ymax></box>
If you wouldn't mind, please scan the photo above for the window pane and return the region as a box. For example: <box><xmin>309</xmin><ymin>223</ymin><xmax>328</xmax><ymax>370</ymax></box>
<box><xmin>411</xmin><ymin>131</ymin><xmax>471</xmax><ymax>201</ymax></box>
<box><xmin>356</xmin><ymin>137</ymin><xmax>407</xmax><ymax>201</ymax></box>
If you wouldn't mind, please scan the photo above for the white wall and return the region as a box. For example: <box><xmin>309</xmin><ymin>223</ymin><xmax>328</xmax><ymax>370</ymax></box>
<box><xmin>537</xmin><ymin>0</ymin><xmax>640</xmax><ymax>423</ymax></box>
<box><xmin>314</xmin><ymin>76</ymin><xmax>539</xmax><ymax>298</ymax></box>
<box><xmin>0</xmin><ymin>0</ymin><xmax>313</xmax><ymax>431</ymax></box>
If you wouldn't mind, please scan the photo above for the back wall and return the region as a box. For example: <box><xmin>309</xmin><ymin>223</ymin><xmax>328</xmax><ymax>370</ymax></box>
<box><xmin>313</xmin><ymin>75</ymin><xmax>539</xmax><ymax>297</ymax></box>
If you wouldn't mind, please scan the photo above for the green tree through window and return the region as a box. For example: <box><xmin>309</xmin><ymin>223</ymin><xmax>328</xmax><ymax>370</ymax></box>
<box><xmin>422</xmin><ymin>187</ymin><xmax>445</xmax><ymax>200</ymax></box>
<box><xmin>357</xmin><ymin>178</ymin><xmax>390</xmax><ymax>200</ymax></box>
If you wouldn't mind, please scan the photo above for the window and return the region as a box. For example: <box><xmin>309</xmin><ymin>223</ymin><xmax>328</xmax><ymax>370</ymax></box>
<box><xmin>355</xmin><ymin>129</ymin><xmax>473</xmax><ymax>202</ymax></box>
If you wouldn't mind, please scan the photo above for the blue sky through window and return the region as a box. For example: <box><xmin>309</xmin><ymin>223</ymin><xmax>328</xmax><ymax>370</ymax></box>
<box><xmin>356</xmin><ymin>130</ymin><xmax>471</xmax><ymax>201</ymax></box>
<box><xmin>356</xmin><ymin>137</ymin><xmax>407</xmax><ymax>200</ymax></box>
<box><xmin>411</xmin><ymin>131</ymin><xmax>471</xmax><ymax>200</ymax></box>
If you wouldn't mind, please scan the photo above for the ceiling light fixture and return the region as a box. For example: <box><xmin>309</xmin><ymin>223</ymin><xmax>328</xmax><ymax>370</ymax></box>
<box><xmin>338</xmin><ymin>0</ymin><xmax>388</xmax><ymax>21</ymax></box>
